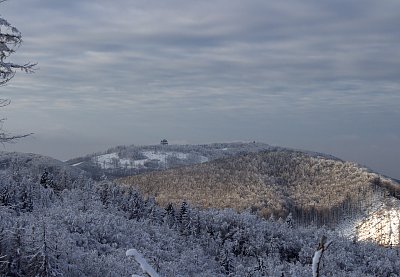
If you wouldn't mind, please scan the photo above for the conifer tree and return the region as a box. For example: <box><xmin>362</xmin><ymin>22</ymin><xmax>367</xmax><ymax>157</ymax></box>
<box><xmin>165</xmin><ymin>203</ymin><xmax>176</xmax><ymax>228</ymax></box>
<box><xmin>2</xmin><ymin>223</ymin><xmax>25</xmax><ymax>276</ymax></box>
<box><xmin>40</xmin><ymin>170</ymin><xmax>54</xmax><ymax>189</ymax></box>
<box><xmin>179</xmin><ymin>201</ymin><xmax>191</xmax><ymax>235</ymax></box>
<box><xmin>25</xmin><ymin>223</ymin><xmax>61</xmax><ymax>277</ymax></box>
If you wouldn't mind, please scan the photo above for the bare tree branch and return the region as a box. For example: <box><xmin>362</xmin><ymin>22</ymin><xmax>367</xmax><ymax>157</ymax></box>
<box><xmin>0</xmin><ymin>1</ymin><xmax>36</xmax><ymax>142</ymax></box>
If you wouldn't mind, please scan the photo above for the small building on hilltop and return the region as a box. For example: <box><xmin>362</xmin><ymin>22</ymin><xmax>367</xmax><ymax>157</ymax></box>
<box><xmin>160</xmin><ymin>139</ymin><xmax>168</xmax><ymax>145</ymax></box>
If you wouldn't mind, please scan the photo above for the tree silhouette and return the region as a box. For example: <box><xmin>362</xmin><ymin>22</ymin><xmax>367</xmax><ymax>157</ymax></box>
<box><xmin>0</xmin><ymin>1</ymin><xmax>36</xmax><ymax>142</ymax></box>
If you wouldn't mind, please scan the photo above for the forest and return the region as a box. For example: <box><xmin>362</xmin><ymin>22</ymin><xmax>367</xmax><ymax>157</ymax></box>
<box><xmin>119</xmin><ymin>149</ymin><xmax>400</xmax><ymax>229</ymax></box>
<box><xmin>1</xmin><ymin>3</ymin><xmax>400</xmax><ymax>275</ymax></box>
<box><xmin>66</xmin><ymin>142</ymin><xmax>274</xmax><ymax>180</ymax></box>
<box><xmin>1</xmin><ymin>151</ymin><xmax>400</xmax><ymax>276</ymax></box>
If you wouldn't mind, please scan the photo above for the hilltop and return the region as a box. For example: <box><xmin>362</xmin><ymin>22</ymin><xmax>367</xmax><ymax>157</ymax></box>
<box><xmin>0</xmin><ymin>151</ymin><xmax>85</xmax><ymax>180</ymax></box>
<box><xmin>66</xmin><ymin>141</ymin><xmax>343</xmax><ymax>180</ymax></box>
<box><xmin>65</xmin><ymin>142</ymin><xmax>274</xmax><ymax>179</ymax></box>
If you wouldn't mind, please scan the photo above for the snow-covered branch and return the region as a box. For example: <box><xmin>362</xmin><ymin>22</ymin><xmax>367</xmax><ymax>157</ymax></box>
<box><xmin>126</xmin><ymin>248</ymin><xmax>160</xmax><ymax>277</ymax></box>
<box><xmin>312</xmin><ymin>235</ymin><xmax>332</xmax><ymax>277</ymax></box>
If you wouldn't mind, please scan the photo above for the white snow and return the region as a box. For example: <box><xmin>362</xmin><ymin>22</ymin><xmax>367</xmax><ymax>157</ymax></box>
<box><xmin>142</xmin><ymin>150</ymin><xmax>208</xmax><ymax>163</ymax></box>
<box><xmin>126</xmin><ymin>248</ymin><xmax>160</xmax><ymax>277</ymax></box>
<box><xmin>312</xmin><ymin>249</ymin><xmax>322</xmax><ymax>277</ymax></box>
<box><xmin>94</xmin><ymin>153</ymin><xmax>148</xmax><ymax>169</ymax></box>
<box><xmin>93</xmin><ymin>151</ymin><xmax>208</xmax><ymax>169</ymax></box>
<box><xmin>93</xmin><ymin>153</ymin><xmax>119</xmax><ymax>169</ymax></box>
<box><xmin>356</xmin><ymin>199</ymin><xmax>400</xmax><ymax>246</ymax></box>
<box><xmin>142</xmin><ymin>150</ymin><xmax>188</xmax><ymax>161</ymax></box>
<box><xmin>199</xmin><ymin>156</ymin><xmax>209</xmax><ymax>163</ymax></box>
<box><xmin>312</xmin><ymin>239</ymin><xmax>332</xmax><ymax>277</ymax></box>
<box><xmin>131</xmin><ymin>159</ymin><xmax>148</xmax><ymax>167</ymax></box>
<box><xmin>71</xmin><ymin>162</ymin><xmax>83</xmax><ymax>167</ymax></box>
<box><xmin>142</xmin><ymin>151</ymin><xmax>167</xmax><ymax>161</ymax></box>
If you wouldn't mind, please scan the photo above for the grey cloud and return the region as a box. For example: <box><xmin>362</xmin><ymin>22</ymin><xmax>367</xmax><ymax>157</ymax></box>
<box><xmin>1</xmin><ymin>0</ymin><xmax>400</xmax><ymax>178</ymax></box>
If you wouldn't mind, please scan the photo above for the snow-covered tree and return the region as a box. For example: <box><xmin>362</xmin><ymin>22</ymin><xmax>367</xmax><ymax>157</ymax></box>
<box><xmin>0</xmin><ymin>1</ymin><xmax>35</xmax><ymax>142</ymax></box>
<box><xmin>178</xmin><ymin>201</ymin><xmax>191</xmax><ymax>235</ymax></box>
<box><xmin>1</xmin><ymin>222</ymin><xmax>25</xmax><ymax>276</ymax></box>
<box><xmin>25</xmin><ymin>222</ymin><xmax>61</xmax><ymax>277</ymax></box>
<box><xmin>164</xmin><ymin>202</ymin><xmax>176</xmax><ymax>228</ymax></box>
<box><xmin>0</xmin><ymin>3</ymin><xmax>35</xmax><ymax>85</ymax></box>
<box><xmin>40</xmin><ymin>169</ymin><xmax>54</xmax><ymax>189</ymax></box>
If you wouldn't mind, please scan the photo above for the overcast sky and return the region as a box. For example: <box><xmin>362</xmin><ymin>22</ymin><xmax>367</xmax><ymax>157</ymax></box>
<box><xmin>1</xmin><ymin>0</ymin><xmax>399</xmax><ymax>179</ymax></box>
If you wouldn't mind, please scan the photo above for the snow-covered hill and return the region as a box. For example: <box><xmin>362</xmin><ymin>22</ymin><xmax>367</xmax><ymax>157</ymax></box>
<box><xmin>93</xmin><ymin>150</ymin><xmax>208</xmax><ymax>170</ymax></box>
<box><xmin>0</xmin><ymin>151</ymin><xmax>85</xmax><ymax>180</ymax></box>
<box><xmin>117</xmin><ymin>148</ymin><xmax>400</xmax><ymax>246</ymax></box>
<box><xmin>65</xmin><ymin>142</ymin><xmax>400</xmax><ymax>246</ymax></box>
<box><xmin>3</xmin><ymin>144</ymin><xmax>393</xmax><ymax>248</ymax></box>
<box><xmin>67</xmin><ymin>142</ymin><xmax>343</xmax><ymax>180</ymax></box>
<box><xmin>66</xmin><ymin>142</ymin><xmax>274</xmax><ymax>179</ymax></box>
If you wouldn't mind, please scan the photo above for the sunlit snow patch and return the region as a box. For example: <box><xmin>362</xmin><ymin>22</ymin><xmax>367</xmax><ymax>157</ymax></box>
<box><xmin>356</xmin><ymin>198</ymin><xmax>400</xmax><ymax>246</ymax></box>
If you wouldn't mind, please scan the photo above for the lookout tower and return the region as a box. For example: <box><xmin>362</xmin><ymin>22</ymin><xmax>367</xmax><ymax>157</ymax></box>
<box><xmin>160</xmin><ymin>139</ymin><xmax>168</xmax><ymax>145</ymax></box>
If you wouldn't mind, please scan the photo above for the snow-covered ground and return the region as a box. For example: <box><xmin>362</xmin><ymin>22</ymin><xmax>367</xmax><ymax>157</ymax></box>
<box><xmin>336</xmin><ymin>188</ymin><xmax>384</xmax><ymax>240</ymax></box>
<box><xmin>356</xmin><ymin>198</ymin><xmax>400</xmax><ymax>246</ymax></box>
<box><xmin>93</xmin><ymin>151</ymin><xmax>208</xmax><ymax>169</ymax></box>
<box><xmin>142</xmin><ymin>150</ymin><xmax>189</xmax><ymax>161</ymax></box>
<box><xmin>336</xmin><ymin>186</ymin><xmax>400</xmax><ymax>247</ymax></box>
<box><xmin>199</xmin><ymin>156</ymin><xmax>209</xmax><ymax>163</ymax></box>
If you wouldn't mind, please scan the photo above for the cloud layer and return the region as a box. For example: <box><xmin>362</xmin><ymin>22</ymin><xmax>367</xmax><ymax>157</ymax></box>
<box><xmin>1</xmin><ymin>0</ymin><xmax>399</xmax><ymax>178</ymax></box>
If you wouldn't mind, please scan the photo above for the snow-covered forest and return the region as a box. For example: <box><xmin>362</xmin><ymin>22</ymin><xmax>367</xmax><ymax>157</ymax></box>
<box><xmin>2</xmin><ymin>1</ymin><xmax>400</xmax><ymax>276</ymax></box>
<box><xmin>1</xmin><ymin>151</ymin><xmax>400</xmax><ymax>276</ymax></box>
<box><xmin>120</xmin><ymin>148</ymin><xmax>400</xmax><ymax>231</ymax></box>
<box><xmin>66</xmin><ymin>142</ymin><xmax>275</xmax><ymax>180</ymax></box>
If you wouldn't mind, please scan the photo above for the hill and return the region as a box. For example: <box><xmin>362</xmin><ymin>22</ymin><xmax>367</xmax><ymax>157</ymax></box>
<box><xmin>66</xmin><ymin>142</ymin><xmax>275</xmax><ymax>179</ymax></box>
<box><xmin>0</xmin><ymin>151</ymin><xmax>85</xmax><ymax>180</ymax></box>
<box><xmin>1</xmin><ymin>150</ymin><xmax>400</xmax><ymax>276</ymax></box>
<box><xmin>118</xmin><ymin>148</ymin><xmax>400</xmax><ymax>246</ymax></box>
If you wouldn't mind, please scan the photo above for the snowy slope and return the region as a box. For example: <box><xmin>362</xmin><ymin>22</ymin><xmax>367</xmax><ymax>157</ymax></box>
<box><xmin>116</xmin><ymin>148</ymin><xmax>400</xmax><ymax>246</ymax></box>
<box><xmin>355</xmin><ymin>197</ymin><xmax>400</xmax><ymax>246</ymax></box>
<box><xmin>92</xmin><ymin>150</ymin><xmax>208</xmax><ymax>170</ymax></box>
<box><xmin>0</xmin><ymin>151</ymin><xmax>84</xmax><ymax>179</ymax></box>
<box><xmin>66</xmin><ymin>142</ymin><xmax>273</xmax><ymax>179</ymax></box>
